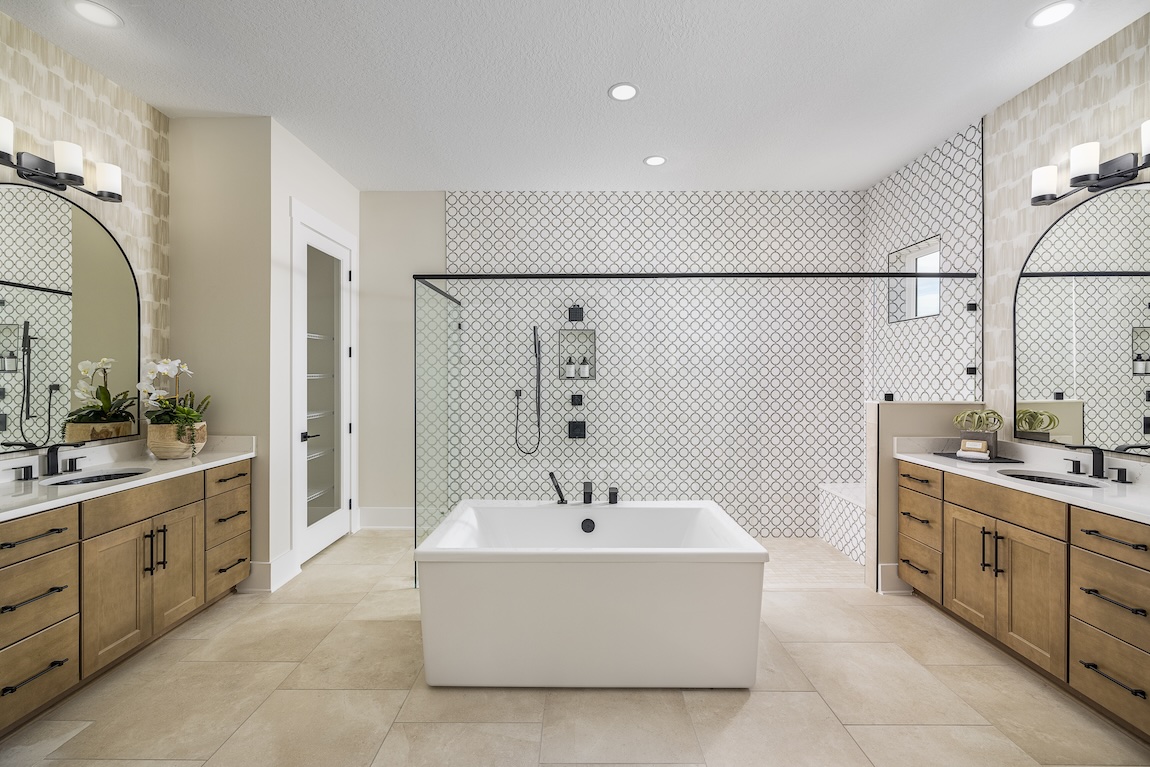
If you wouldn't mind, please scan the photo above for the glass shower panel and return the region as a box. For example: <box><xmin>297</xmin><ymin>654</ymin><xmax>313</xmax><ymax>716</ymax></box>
<box><xmin>306</xmin><ymin>245</ymin><xmax>341</xmax><ymax>527</ymax></box>
<box><xmin>414</xmin><ymin>279</ymin><xmax>461</xmax><ymax>547</ymax></box>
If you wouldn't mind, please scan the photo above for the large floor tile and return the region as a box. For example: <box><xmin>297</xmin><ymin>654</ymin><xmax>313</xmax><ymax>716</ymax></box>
<box><xmin>931</xmin><ymin>664</ymin><xmax>1150</xmax><ymax>765</ymax></box>
<box><xmin>25</xmin><ymin>761</ymin><xmax>204</xmax><ymax>766</ymax></box>
<box><xmin>344</xmin><ymin>589</ymin><xmax>421</xmax><ymax>621</ymax></box>
<box><xmin>540</xmin><ymin>765</ymin><xmax>704</xmax><ymax>767</ymax></box>
<box><xmin>308</xmin><ymin>533</ymin><xmax>411</xmax><ymax>567</ymax></box>
<box><xmin>263</xmin><ymin>564</ymin><xmax>396</xmax><ymax>603</ymax></box>
<box><xmin>396</xmin><ymin>670</ymin><xmax>545</xmax><ymax>723</ymax></box>
<box><xmin>857</xmin><ymin>603</ymin><xmax>1011</xmax><ymax>666</ymax></box>
<box><xmin>761</xmin><ymin>591</ymin><xmax>888</xmax><ymax>642</ymax></box>
<box><xmin>167</xmin><ymin>593</ymin><xmax>267</xmax><ymax>639</ymax></box>
<box><xmin>279</xmin><ymin>620</ymin><xmax>422</xmax><ymax>690</ymax></box>
<box><xmin>0</xmin><ymin>721</ymin><xmax>90</xmax><ymax>767</ymax></box>
<box><xmin>204</xmin><ymin>689</ymin><xmax>406</xmax><ymax>767</ymax></box>
<box><xmin>751</xmin><ymin>625</ymin><xmax>814</xmax><ymax>691</ymax></box>
<box><xmin>372</xmin><ymin>576</ymin><xmax>416</xmax><ymax>592</ymax></box>
<box><xmin>831</xmin><ymin>588</ymin><xmax>920</xmax><ymax>606</ymax></box>
<box><xmin>373</xmin><ymin>723</ymin><xmax>540</xmax><ymax>767</ymax></box>
<box><xmin>540</xmin><ymin>689</ymin><xmax>703</xmax><ymax>764</ymax></box>
<box><xmin>46</xmin><ymin>662</ymin><xmax>295</xmax><ymax>760</ymax></box>
<box><xmin>785</xmin><ymin>642</ymin><xmax>987</xmax><ymax>725</ymax></box>
<box><xmin>183</xmin><ymin>603</ymin><xmax>350</xmax><ymax>662</ymax></box>
<box><xmin>846</xmin><ymin>725</ymin><xmax>1040</xmax><ymax>766</ymax></box>
<box><xmin>684</xmin><ymin>690</ymin><xmax>871</xmax><ymax>767</ymax></box>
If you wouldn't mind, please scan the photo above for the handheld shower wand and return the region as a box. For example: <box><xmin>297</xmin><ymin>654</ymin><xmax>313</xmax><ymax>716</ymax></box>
<box><xmin>514</xmin><ymin>325</ymin><xmax>543</xmax><ymax>455</ymax></box>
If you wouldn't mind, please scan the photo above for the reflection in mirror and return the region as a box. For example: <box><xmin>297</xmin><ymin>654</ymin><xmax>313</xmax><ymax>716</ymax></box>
<box><xmin>0</xmin><ymin>184</ymin><xmax>139</xmax><ymax>451</ymax></box>
<box><xmin>1015</xmin><ymin>184</ymin><xmax>1150</xmax><ymax>453</ymax></box>
<box><xmin>887</xmin><ymin>236</ymin><xmax>941</xmax><ymax>322</ymax></box>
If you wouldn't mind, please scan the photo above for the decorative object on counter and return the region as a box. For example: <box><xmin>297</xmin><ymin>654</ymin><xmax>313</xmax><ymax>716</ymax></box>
<box><xmin>953</xmin><ymin>408</ymin><xmax>1004</xmax><ymax>458</ymax></box>
<box><xmin>139</xmin><ymin>358</ymin><xmax>211</xmax><ymax>459</ymax></box>
<box><xmin>956</xmin><ymin>438</ymin><xmax>992</xmax><ymax>461</ymax></box>
<box><xmin>1016</xmin><ymin>409</ymin><xmax>1061</xmax><ymax>442</ymax></box>
<box><xmin>1029</xmin><ymin>119</ymin><xmax>1150</xmax><ymax>206</ymax></box>
<box><xmin>61</xmin><ymin>358</ymin><xmax>136</xmax><ymax>442</ymax></box>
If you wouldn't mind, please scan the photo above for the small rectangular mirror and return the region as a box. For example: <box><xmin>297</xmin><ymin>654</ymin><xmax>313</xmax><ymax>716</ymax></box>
<box><xmin>887</xmin><ymin>236</ymin><xmax>942</xmax><ymax>322</ymax></box>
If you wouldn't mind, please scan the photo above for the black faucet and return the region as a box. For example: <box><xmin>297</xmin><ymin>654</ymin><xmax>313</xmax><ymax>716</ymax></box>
<box><xmin>548</xmin><ymin>472</ymin><xmax>567</xmax><ymax>505</ymax></box>
<box><xmin>2</xmin><ymin>441</ymin><xmax>38</xmax><ymax>450</ymax></box>
<box><xmin>608</xmin><ymin>487</ymin><xmax>618</xmax><ymax>504</ymax></box>
<box><xmin>1065</xmin><ymin>445</ymin><xmax>1106</xmax><ymax>479</ymax></box>
<box><xmin>583</xmin><ymin>481</ymin><xmax>592</xmax><ymax>504</ymax></box>
<box><xmin>1115</xmin><ymin>444</ymin><xmax>1150</xmax><ymax>453</ymax></box>
<box><xmin>44</xmin><ymin>442</ymin><xmax>85</xmax><ymax>477</ymax></box>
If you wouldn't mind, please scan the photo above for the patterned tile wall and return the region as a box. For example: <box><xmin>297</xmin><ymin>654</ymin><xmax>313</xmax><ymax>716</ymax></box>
<box><xmin>861</xmin><ymin>123</ymin><xmax>984</xmax><ymax>402</ymax></box>
<box><xmin>0</xmin><ymin>13</ymin><xmax>169</xmax><ymax>364</ymax></box>
<box><xmin>817</xmin><ymin>485</ymin><xmax>865</xmax><ymax>564</ymax></box>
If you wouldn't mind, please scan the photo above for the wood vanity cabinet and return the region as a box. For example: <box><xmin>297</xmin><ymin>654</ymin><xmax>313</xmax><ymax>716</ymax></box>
<box><xmin>203</xmin><ymin>461</ymin><xmax>252</xmax><ymax>601</ymax></box>
<box><xmin>896</xmin><ymin>469</ymin><xmax>944</xmax><ymax>603</ymax></box>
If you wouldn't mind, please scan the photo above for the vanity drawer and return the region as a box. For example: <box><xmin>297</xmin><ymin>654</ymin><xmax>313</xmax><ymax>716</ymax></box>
<box><xmin>898</xmin><ymin>487</ymin><xmax>942</xmax><ymax>550</ymax></box>
<box><xmin>205</xmin><ymin>486</ymin><xmax>251</xmax><ymax>549</ymax></box>
<box><xmin>0</xmin><ymin>615</ymin><xmax>80</xmax><ymax>732</ymax></box>
<box><xmin>898</xmin><ymin>533</ymin><xmax>942</xmax><ymax>603</ymax></box>
<box><xmin>82</xmin><ymin>473</ymin><xmax>204</xmax><ymax>538</ymax></box>
<box><xmin>206</xmin><ymin>531</ymin><xmax>250</xmax><ymax>602</ymax></box>
<box><xmin>205</xmin><ymin>460</ymin><xmax>251</xmax><ymax>499</ymax></box>
<box><xmin>1071</xmin><ymin>507</ymin><xmax>1150</xmax><ymax>572</ymax></box>
<box><xmin>1070</xmin><ymin>546</ymin><xmax>1150</xmax><ymax>653</ymax></box>
<box><xmin>945</xmin><ymin>474</ymin><xmax>1067</xmax><ymax>541</ymax></box>
<box><xmin>1070</xmin><ymin>618</ymin><xmax>1150</xmax><ymax>736</ymax></box>
<box><xmin>0</xmin><ymin>506</ymin><xmax>78</xmax><ymax>569</ymax></box>
<box><xmin>0</xmin><ymin>545</ymin><xmax>79</xmax><ymax>652</ymax></box>
<box><xmin>898</xmin><ymin>461</ymin><xmax>942</xmax><ymax>499</ymax></box>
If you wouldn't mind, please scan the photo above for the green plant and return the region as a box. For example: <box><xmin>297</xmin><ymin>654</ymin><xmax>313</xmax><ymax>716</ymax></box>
<box><xmin>138</xmin><ymin>358</ymin><xmax>211</xmax><ymax>455</ymax></box>
<box><xmin>62</xmin><ymin>358</ymin><xmax>137</xmax><ymax>433</ymax></box>
<box><xmin>953</xmin><ymin>409</ymin><xmax>1004</xmax><ymax>433</ymax></box>
<box><xmin>1016</xmin><ymin>409</ymin><xmax>1060</xmax><ymax>432</ymax></box>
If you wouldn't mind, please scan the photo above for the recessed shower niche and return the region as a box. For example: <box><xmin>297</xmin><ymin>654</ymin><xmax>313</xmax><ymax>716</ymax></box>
<box><xmin>558</xmin><ymin>327</ymin><xmax>596</xmax><ymax>380</ymax></box>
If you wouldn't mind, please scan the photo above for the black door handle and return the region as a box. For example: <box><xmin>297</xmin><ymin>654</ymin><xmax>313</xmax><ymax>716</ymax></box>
<box><xmin>157</xmin><ymin>525</ymin><xmax>168</xmax><ymax>570</ymax></box>
<box><xmin>980</xmin><ymin>527</ymin><xmax>991</xmax><ymax>571</ymax></box>
<box><xmin>301</xmin><ymin>432</ymin><xmax>321</xmax><ymax>442</ymax></box>
<box><xmin>993</xmin><ymin>532</ymin><xmax>1005</xmax><ymax>576</ymax></box>
<box><xmin>143</xmin><ymin>531</ymin><xmax>155</xmax><ymax>575</ymax></box>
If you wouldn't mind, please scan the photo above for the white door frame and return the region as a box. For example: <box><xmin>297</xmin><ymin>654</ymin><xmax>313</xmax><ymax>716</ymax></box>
<box><xmin>290</xmin><ymin>198</ymin><xmax>359</xmax><ymax>563</ymax></box>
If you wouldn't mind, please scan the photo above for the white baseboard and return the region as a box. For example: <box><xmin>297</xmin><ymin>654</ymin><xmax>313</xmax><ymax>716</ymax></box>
<box><xmin>359</xmin><ymin>506</ymin><xmax>414</xmax><ymax>529</ymax></box>
<box><xmin>878</xmin><ymin>563</ymin><xmax>913</xmax><ymax>595</ymax></box>
<box><xmin>240</xmin><ymin>549</ymin><xmax>301</xmax><ymax>593</ymax></box>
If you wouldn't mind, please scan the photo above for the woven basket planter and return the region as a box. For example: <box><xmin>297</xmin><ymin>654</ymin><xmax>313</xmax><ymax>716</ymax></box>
<box><xmin>63</xmin><ymin>420</ymin><xmax>134</xmax><ymax>442</ymax></box>
<box><xmin>147</xmin><ymin>421</ymin><xmax>207</xmax><ymax>459</ymax></box>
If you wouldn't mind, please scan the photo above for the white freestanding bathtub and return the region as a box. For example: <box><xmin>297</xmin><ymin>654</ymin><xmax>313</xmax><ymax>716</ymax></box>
<box><xmin>414</xmin><ymin>500</ymin><xmax>768</xmax><ymax>688</ymax></box>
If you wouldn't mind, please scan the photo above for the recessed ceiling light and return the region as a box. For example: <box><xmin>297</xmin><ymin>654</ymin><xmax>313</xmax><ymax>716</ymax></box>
<box><xmin>1027</xmin><ymin>1</ymin><xmax>1077</xmax><ymax>27</ymax></box>
<box><xmin>66</xmin><ymin>0</ymin><xmax>124</xmax><ymax>28</ymax></box>
<box><xmin>644</xmin><ymin>156</ymin><xmax>666</xmax><ymax>166</ymax></box>
<box><xmin>609</xmin><ymin>83</ymin><xmax>638</xmax><ymax>101</ymax></box>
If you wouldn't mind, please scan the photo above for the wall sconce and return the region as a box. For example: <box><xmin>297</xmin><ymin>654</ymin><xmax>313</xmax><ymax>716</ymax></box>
<box><xmin>1030</xmin><ymin>120</ymin><xmax>1150</xmax><ymax>206</ymax></box>
<box><xmin>0</xmin><ymin>117</ymin><xmax>122</xmax><ymax>203</ymax></box>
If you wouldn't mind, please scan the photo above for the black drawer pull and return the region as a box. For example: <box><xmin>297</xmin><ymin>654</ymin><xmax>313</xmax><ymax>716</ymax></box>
<box><xmin>900</xmin><ymin>473</ymin><xmax>930</xmax><ymax>485</ymax></box>
<box><xmin>217</xmin><ymin>510</ymin><xmax>249</xmax><ymax>523</ymax></box>
<box><xmin>1</xmin><ymin>658</ymin><xmax>68</xmax><ymax>697</ymax></box>
<box><xmin>0</xmin><ymin>585</ymin><xmax>67</xmax><ymax>614</ymax></box>
<box><xmin>1079</xmin><ymin>661</ymin><xmax>1148</xmax><ymax>699</ymax></box>
<box><xmin>900</xmin><ymin>511</ymin><xmax>930</xmax><ymax>525</ymax></box>
<box><xmin>216</xmin><ymin>472</ymin><xmax>248</xmax><ymax>484</ymax></box>
<box><xmin>0</xmin><ymin>527</ymin><xmax>68</xmax><ymax>550</ymax></box>
<box><xmin>1080</xmin><ymin>588</ymin><xmax>1148</xmax><ymax>617</ymax></box>
<box><xmin>900</xmin><ymin>558</ymin><xmax>929</xmax><ymax>575</ymax></box>
<box><xmin>218</xmin><ymin>558</ymin><xmax>248</xmax><ymax>574</ymax></box>
<box><xmin>1080</xmin><ymin>529</ymin><xmax>1149</xmax><ymax>551</ymax></box>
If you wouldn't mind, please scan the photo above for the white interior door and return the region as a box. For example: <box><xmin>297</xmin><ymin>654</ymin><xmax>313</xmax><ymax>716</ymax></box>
<box><xmin>291</xmin><ymin>200</ymin><xmax>356</xmax><ymax>564</ymax></box>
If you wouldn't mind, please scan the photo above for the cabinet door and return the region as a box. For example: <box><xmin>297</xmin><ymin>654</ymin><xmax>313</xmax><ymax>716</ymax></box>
<box><xmin>943</xmin><ymin>503</ymin><xmax>996</xmax><ymax>635</ymax></box>
<box><xmin>995</xmin><ymin>520</ymin><xmax>1068</xmax><ymax>678</ymax></box>
<box><xmin>81</xmin><ymin>521</ymin><xmax>154</xmax><ymax>677</ymax></box>
<box><xmin>152</xmin><ymin>502</ymin><xmax>205</xmax><ymax>634</ymax></box>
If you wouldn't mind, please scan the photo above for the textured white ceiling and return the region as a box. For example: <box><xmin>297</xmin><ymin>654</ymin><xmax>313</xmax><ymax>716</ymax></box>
<box><xmin>1</xmin><ymin>1</ymin><xmax>1147</xmax><ymax>191</ymax></box>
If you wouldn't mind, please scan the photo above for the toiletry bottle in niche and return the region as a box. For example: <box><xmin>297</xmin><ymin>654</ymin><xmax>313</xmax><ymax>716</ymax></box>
<box><xmin>578</xmin><ymin>356</ymin><xmax>590</xmax><ymax>378</ymax></box>
<box><xmin>1137</xmin><ymin>354</ymin><xmax>1147</xmax><ymax>375</ymax></box>
<box><xmin>4</xmin><ymin>351</ymin><xmax>14</xmax><ymax>372</ymax></box>
<box><xmin>564</xmin><ymin>356</ymin><xmax>576</xmax><ymax>379</ymax></box>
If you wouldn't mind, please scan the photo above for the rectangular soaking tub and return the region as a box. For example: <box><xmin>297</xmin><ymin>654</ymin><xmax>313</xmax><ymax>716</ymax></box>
<box><xmin>414</xmin><ymin>499</ymin><xmax>768</xmax><ymax>688</ymax></box>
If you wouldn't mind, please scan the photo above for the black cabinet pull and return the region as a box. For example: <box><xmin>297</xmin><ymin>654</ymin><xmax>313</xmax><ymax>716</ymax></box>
<box><xmin>217</xmin><ymin>509</ymin><xmax>249</xmax><ymax>523</ymax></box>
<box><xmin>1</xmin><ymin>658</ymin><xmax>68</xmax><ymax>697</ymax></box>
<box><xmin>900</xmin><ymin>512</ymin><xmax>930</xmax><ymax>525</ymax></box>
<box><xmin>1</xmin><ymin>585</ymin><xmax>67</xmax><ymax>614</ymax></box>
<box><xmin>143</xmin><ymin>531</ymin><xmax>156</xmax><ymax>575</ymax></box>
<box><xmin>216</xmin><ymin>471</ymin><xmax>249</xmax><ymax>483</ymax></box>
<box><xmin>900</xmin><ymin>558</ymin><xmax>929</xmax><ymax>575</ymax></box>
<box><xmin>980</xmin><ymin>527</ymin><xmax>991</xmax><ymax>572</ymax></box>
<box><xmin>900</xmin><ymin>473</ymin><xmax>930</xmax><ymax>485</ymax></box>
<box><xmin>993</xmin><ymin>533</ymin><xmax>1005</xmax><ymax>576</ymax></box>
<box><xmin>0</xmin><ymin>527</ymin><xmax>68</xmax><ymax>550</ymax></box>
<box><xmin>1079</xmin><ymin>661</ymin><xmax>1148</xmax><ymax>699</ymax></box>
<box><xmin>1080</xmin><ymin>529</ymin><xmax>1149</xmax><ymax>551</ymax></box>
<box><xmin>1080</xmin><ymin>588</ymin><xmax>1148</xmax><ymax>617</ymax></box>
<box><xmin>157</xmin><ymin>525</ymin><xmax>168</xmax><ymax>570</ymax></box>
<box><xmin>218</xmin><ymin>558</ymin><xmax>248</xmax><ymax>574</ymax></box>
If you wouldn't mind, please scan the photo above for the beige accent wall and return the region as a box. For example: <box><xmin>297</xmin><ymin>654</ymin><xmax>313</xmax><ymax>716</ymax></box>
<box><xmin>358</xmin><ymin>192</ymin><xmax>446</xmax><ymax>510</ymax></box>
<box><xmin>0</xmin><ymin>12</ymin><xmax>169</xmax><ymax>362</ymax></box>
<box><xmin>984</xmin><ymin>13</ymin><xmax>1150</xmax><ymax>440</ymax></box>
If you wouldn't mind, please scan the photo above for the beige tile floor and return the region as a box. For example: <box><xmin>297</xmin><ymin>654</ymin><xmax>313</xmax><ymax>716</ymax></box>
<box><xmin>3</xmin><ymin>531</ymin><xmax>1150</xmax><ymax>767</ymax></box>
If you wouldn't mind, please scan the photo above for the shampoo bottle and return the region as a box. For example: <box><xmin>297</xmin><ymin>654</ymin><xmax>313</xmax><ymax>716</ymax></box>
<box><xmin>578</xmin><ymin>356</ymin><xmax>590</xmax><ymax>378</ymax></box>
<box><xmin>564</xmin><ymin>356</ymin><xmax>576</xmax><ymax>378</ymax></box>
<box><xmin>1137</xmin><ymin>354</ymin><xmax>1147</xmax><ymax>375</ymax></box>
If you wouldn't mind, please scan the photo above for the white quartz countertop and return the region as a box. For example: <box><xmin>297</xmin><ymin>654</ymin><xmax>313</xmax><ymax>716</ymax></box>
<box><xmin>895</xmin><ymin>448</ymin><xmax>1150</xmax><ymax>527</ymax></box>
<box><xmin>0</xmin><ymin>436</ymin><xmax>256</xmax><ymax>524</ymax></box>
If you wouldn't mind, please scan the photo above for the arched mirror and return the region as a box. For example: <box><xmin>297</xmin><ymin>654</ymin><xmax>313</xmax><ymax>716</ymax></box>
<box><xmin>0</xmin><ymin>183</ymin><xmax>140</xmax><ymax>451</ymax></box>
<box><xmin>1014</xmin><ymin>183</ymin><xmax>1150</xmax><ymax>453</ymax></box>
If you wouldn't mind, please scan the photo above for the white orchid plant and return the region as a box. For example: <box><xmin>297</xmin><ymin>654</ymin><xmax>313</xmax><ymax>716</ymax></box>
<box><xmin>62</xmin><ymin>358</ymin><xmax>137</xmax><ymax>431</ymax></box>
<box><xmin>138</xmin><ymin>358</ymin><xmax>211</xmax><ymax>451</ymax></box>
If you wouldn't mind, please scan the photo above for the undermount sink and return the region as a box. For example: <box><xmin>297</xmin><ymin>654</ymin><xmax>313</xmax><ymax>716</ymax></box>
<box><xmin>41</xmin><ymin>468</ymin><xmax>151</xmax><ymax>486</ymax></box>
<box><xmin>997</xmin><ymin>470</ymin><xmax>1100</xmax><ymax>488</ymax></box>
